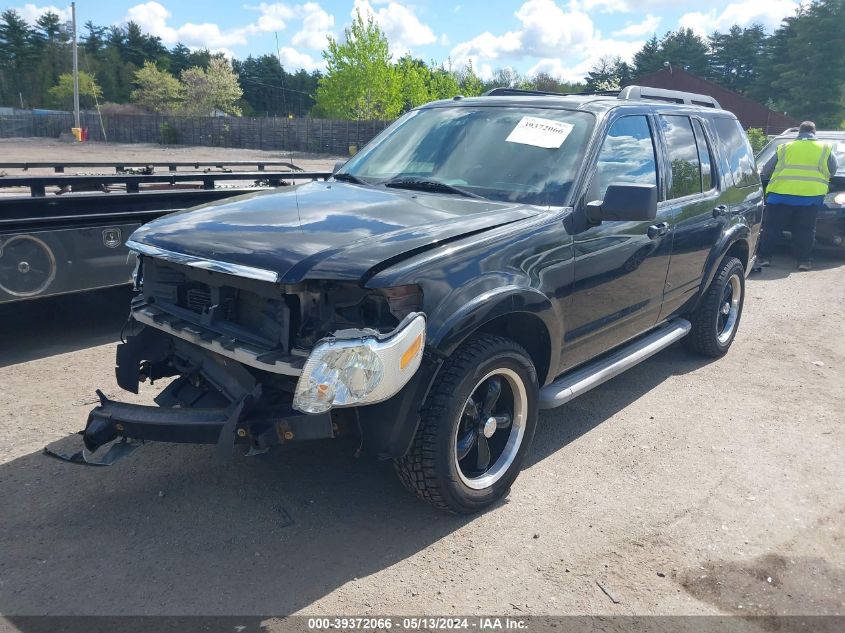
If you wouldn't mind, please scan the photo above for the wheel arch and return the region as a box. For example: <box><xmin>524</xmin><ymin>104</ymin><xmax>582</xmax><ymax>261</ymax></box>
<box><xmin>428</xmin><ymin>286</ymin><xmax>560</xmax><ymax>387</ymax></box>
<box><xmin>694</xmin><ymin>225</ymin><xmax>749</xmax><ymax>310</ymax></box>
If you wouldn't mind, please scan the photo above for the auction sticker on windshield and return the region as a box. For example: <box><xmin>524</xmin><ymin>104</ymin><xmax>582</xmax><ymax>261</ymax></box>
<box><xmin>506</xmin><ymin>116</ymin><xmax>574</xmax><ymax>149</ymax></box>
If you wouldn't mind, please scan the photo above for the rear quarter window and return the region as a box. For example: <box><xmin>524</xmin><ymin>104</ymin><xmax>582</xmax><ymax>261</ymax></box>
<box><xmin>712</xmin><ymin>117</ymin><xmax>760</xmax><ymax>189</ymax></box>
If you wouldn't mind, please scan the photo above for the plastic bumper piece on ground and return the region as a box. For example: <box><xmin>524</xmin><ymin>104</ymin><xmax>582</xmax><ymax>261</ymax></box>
<box><xmin>80</xmin><ymin>389</ymin><xmax>334</xmax><ymax>458</ymax></box>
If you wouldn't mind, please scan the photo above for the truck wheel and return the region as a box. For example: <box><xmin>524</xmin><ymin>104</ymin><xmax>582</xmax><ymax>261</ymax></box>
<box><xmin>394</xmin><ymin>334</ymin><xmax>539</xmax><ymax>514</ymax></box>
<box><xmin>685</xmin><ymin>256</ymin><xmax>745</xmax><ymax>358</ymax></box>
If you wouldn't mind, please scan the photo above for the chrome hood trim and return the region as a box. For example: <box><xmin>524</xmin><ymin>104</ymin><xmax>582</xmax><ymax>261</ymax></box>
<box><xmin>126</xmin><ymin>240</ymin><xmax>279</xmax><ymax>283</ymax></box>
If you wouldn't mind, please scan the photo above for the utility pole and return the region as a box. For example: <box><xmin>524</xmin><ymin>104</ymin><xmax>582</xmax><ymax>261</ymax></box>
<box><xmin>71</xmin><ymin>2</ymin><xmax>80</xmax><ymax>129</ymax></box>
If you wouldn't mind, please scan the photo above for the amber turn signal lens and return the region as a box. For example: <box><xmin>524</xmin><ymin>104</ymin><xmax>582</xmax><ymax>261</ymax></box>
<box><xmin>400</xmin><ymin>333</ymin><xmax>423</xmax><ymax>369</ymax></box>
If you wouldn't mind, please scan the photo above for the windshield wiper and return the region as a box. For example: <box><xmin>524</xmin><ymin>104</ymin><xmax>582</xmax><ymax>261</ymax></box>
<box><xmin>383</xmin><ymin>177</ymin><xmax>485</xmax><ymax>200</ymax></box>
<box><xmin>333</xmin><ymin>172</ymin><xmax>369</xmax><ymax>185</ymax></box>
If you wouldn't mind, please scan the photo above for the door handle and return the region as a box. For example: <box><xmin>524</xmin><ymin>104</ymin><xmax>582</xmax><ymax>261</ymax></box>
<box><xmin>647</xmin><ymin>222</ymin><xmax>668</xmax><ymax>239</ymax></box>
<box><xmin>712</xmin><ymin>204</ymin><xmax>729</xmax><ymax>218</ymax></box>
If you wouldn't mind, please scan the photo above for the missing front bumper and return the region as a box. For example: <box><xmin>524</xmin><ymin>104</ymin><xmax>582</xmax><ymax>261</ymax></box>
<box><xmin>55</xmin><ymin>389</ymin><xmax>336</xmax><ymax>467</ymax></box>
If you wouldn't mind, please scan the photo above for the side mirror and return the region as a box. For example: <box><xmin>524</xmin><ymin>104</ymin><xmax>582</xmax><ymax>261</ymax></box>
<box><xmin>586</xmin><ymin>183</ymin><xmax>658</xmax><ymax>223</ymax></box>
<box><xmin>332</xmin><ymin>161</ymin><xmax>346</xmax><ymax>174</ymax></box>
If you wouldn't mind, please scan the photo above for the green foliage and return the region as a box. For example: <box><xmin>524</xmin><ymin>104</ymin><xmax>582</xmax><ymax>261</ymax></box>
<box><xmin>47</xmin><ymin>71</ymin><xmax>102</xmax><ymax>109</ymax></box>
<box><xmin>2</xmin><ymin>0</ymin><xmax>844</xmax><ymax>129</ymax></box>
<box><xmin>457</xmin><ymin>60</ymin><xmax>484</xmax><ymax>96</ymax></box>
<box><xmin>707</xmin><ymin>24</ymin><xmax>767</xmax><ymax>93</ymax></box>
<box><xmin>745</xmin><ymin>128</ymin><xmax>768</xmax><ymax>155</ymax></box>
<box><xmin>180</xmin><ymin>58</ymin><xmax>243</xmax><ymax>116</ymax></box>
<box><xmin>132</xmin><ymin>61</ymin><xmax>183</xmax><ymax>113</ymax></box>
<box><xmin>396</xmin><ymin>56</ymin><xmax>431</xmax><ymax>112</ymax></box>
<box><xmin>316</xmin><ymin>11</ymin><xmax>401</xmax><ymax>119</ymax></box>
<box><xmin>632</xmin><ymin>29</ymin><xmax>709</xmax><ymax>78</ymax></box>
<box><xmin>159</xmin><ymin>121</ymin><xmax>180</xmax><ymax>145</ymax></box>
<box><xmin>428</xmin><ymin>63</ymin><xmax>461</xmax><ymax>100</ymax></box>
<box><xmin>585</xmin><ymin>56</ymin><xmax>630</xmax><ymax>91</ymax></box>
<box><xmin>233</xmin><ymin>54</ymin><xmax>319</xmax><ymax>116</ymax></box>
<box><xmin>766</xmin><ymin>0</ymin><xmax>845</xmax><ymax>127</ymax></box>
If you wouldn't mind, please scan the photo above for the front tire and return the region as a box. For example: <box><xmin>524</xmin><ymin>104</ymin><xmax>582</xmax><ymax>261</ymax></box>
<box><xmin>394</xmin><ymin>334</ymin><xmax>539</xmax><ymax>514</ymax></box>
<box><xmin>685</xmin><ymin>256</ymin><xmax>745</xmax><ymax>357</ymax></box>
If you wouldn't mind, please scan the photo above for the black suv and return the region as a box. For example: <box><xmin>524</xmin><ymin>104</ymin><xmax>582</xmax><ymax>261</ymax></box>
<box><xmin>77</xmin><ymin>85</ymin><xmax>762</xmax><ymax>513</ymax></box>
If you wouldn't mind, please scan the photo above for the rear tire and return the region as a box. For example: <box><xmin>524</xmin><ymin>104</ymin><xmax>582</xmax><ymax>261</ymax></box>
<box><xmin>394</xmin><ymin>334</ymin><xmax>539</xmax><ymax>514</ymax></box>
<box><xmin>685</xmin><ymin>256</ymin><xmax>745</xmax><ymax>357</ymax></box>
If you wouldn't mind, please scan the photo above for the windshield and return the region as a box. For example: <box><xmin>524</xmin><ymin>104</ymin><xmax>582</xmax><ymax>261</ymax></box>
<box><xmin>338</xmin><ymin>106</ymin><xmax>595</xmax><ymax>206</ymax></box>
<box><xmin>757</xmin><ymin>137</ymin><xmax>845</xmax><ymax>175</ymax></box>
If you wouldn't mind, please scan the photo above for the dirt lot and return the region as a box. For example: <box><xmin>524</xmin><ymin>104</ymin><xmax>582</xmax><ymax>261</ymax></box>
<box><xmin>0</xmin><ymin>143</ymin><xmax>843</xmax><ymax>625</ymax></box>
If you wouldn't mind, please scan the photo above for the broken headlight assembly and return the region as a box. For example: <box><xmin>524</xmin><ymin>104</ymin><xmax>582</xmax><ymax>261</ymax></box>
<box><xmin>293</xmin><ymin>312</ymin><xmax>426</xmax><ymax>414</ymax></box>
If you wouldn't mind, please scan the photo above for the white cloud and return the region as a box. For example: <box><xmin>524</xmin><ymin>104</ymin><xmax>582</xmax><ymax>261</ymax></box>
<box><xmin>15</xmin><ymin>3</ymin><xmax>71</xmax><ymax>24</ymax></box>
<box><xmin>245</xmin><ymin>2</ymin><xmax>296</xmax><ymax>31</ymax></box>
<box><xmin>278</xmin><ymin>46</ymin><xmax>324</xmax><ymax>71</ymax></box>
<box><xmin>451</xmin><ymin>0</ymin><xmax>594</xmax><ymax>68</ymax></box>
<box><xmin>291</xmin><ymin>2</ymin><xmax>334</xmax><ymax>50</ymax></box>
<box><xmin>352</xmin><ymin>0</ymin><xmax>437</xmax><ymax>57</ymax></box>
<box><xmin>678</xmin><ymin>0</ymin><xmax>798</xmax><ymax>37</ymax></box>
<box><xmin>527</xmin><ymin>37</ymin><xmax>643</xmax><ymax>82</ymax></box>
<box><xmin>580</xmin><ymin>0</ymin><xmax>678</xmax><ymax>11</ymax></box>
<box><xmin>124</xmin><ymin>1</ymin><xmax>336</xmax><ymax>60</ymax></box>
<box><xmin>613</xmin><ymin>14</ymin><xmax>661</xmax><ymax>38</ymax></box>
<box><xmin>126</xmin><ymin>2</ymin><xmax>251</xmax><ymax>49</ymax></box>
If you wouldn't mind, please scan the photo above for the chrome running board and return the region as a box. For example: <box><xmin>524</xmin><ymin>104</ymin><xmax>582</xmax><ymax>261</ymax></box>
<box><xmin>539</xmin><ymin>318</ymin><xmax>691</xmax><ymax>410</ymax></box>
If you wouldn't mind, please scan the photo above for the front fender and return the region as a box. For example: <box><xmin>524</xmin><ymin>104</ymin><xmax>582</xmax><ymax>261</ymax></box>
<box><xmin>429</xmin><ymin>284</ymin><xmax>561</xmax><ymax>374</ymax></box>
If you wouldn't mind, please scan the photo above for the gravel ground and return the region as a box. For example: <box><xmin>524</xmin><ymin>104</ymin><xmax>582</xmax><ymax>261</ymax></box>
<box><xmin>0</xmin><ymin>141</ymin><xmax>842</xmax><ymax>626</ymax></box>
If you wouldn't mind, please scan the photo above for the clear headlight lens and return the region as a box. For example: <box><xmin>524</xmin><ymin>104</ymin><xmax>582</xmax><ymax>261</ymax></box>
<box><xmin>293</xmin><ymin>313</ymin><xmax>426</xmax><ymax>414</ymax></box>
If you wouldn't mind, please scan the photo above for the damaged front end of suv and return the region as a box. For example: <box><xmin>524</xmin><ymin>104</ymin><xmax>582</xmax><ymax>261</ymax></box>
<box><xmin>80</xmin><ymin>245</ymin><xmax>429</xmax><ymax>462</ymax></box>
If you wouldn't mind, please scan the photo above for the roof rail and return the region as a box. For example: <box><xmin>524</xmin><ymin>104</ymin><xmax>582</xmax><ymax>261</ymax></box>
<box><xmin>482</xmin><ymin>85</ymin><xmax>722</xmax><ymax>109</ymax></box>
<box><xmin>483</xmin><ymin>87</ymin><xmax>620</xmax><ymax>98</ymax></box>
<box><xmin>618</xmin><ymin>85</ymin><xmax>721</xmax><ymax>109</ymax></box>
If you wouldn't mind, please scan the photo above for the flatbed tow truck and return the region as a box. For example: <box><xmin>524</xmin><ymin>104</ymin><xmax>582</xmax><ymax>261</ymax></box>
<box><xmin>0</xmin><ymin>161</ymin><xmax>329</xmax><ymax>304</ymax></box>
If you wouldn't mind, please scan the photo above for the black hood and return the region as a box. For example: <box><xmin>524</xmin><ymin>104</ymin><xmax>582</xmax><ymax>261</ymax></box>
<box><xmin>129</xmin><ymin>181</ymin><xmax>540</xmax><ymax>283</ymax></box>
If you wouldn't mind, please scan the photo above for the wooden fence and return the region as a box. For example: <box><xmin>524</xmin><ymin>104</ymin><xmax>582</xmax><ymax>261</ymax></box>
<box><xmin>0</xmin><ymin>112</ymin><xmax>391</xmax><ymax>155</ymax></box>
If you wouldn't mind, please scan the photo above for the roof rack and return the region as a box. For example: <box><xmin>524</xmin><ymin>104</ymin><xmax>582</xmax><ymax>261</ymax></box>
<box><xmin>482</xmin><ymin>84</ymin><xmax>721</xmax><ymax>109</ymax></box>
<box><xmin>619</xmin><ymin>86</ymin><xmax>720</xmax><ymax>108</ymax></box>
<box><xmin>483</xmin><ymin>87</ymin><xmax>619</xmax><ymax>98</ymax></box>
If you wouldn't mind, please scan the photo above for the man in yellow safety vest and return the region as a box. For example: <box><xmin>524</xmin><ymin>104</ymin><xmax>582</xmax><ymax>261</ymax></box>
<box><xmin>758</xmin><ymin>121</ymin><xmax>838</xmax><ymax>271</ymax></box>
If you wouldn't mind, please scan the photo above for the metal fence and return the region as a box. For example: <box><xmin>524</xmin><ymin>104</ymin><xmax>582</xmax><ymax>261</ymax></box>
<box><xmin>0</xmin><ymin>112</ymin><xmax>391</xmax><ymax>155</ymax></box>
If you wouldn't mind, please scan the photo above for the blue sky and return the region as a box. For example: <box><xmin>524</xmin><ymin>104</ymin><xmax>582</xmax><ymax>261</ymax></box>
<box><xmin>14</xmin><ymin>1</ymin><xmax>801</xmax><ymax>81</ymax></box>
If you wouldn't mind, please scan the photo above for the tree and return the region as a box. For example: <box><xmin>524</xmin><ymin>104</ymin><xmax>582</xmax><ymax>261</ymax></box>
<box><xmin>632</xmin><ymin>35</ymin><xmax>661</xmax><ymax>76</ymax></box>
<box><xmin>527</xmin><ymin>72</ymin><xmax>585</xmax><ymax>94</ymax></box>
<box><xmin>181</xmin><ymin>57</ymin><xmax>243</xmax><ymax>116</ymax></box>
<box><xmin>315</xmin><ymin>11</ymin><xmax>401</xmax><ymax>119</ymax></box>
<box><xmin>48</xmin><ymin>71</ymin><xmax>102</xmax><ymax>109</ymax></box>
<box><xmin>428</xmin><ymin>62</ymin><xmax>461</xmax><ymax>100</ymax></box>
<box><xmin>657</xmin><ymin>29</ymin><xmax>709</xmax><ymax>75</ymax></box>
<box><xmin>707</xmin><ymin>24</ymin><xmax>767</xmax><ymax>93</ymax></box>
<box><xmin>766</xmin><ymin>0</ymin><xmax>845</xmax><ymax>126</ymax></box>
<box><xmin>632</xmin><ymin>29</ymin><xmax>708</xmax><ymax>78</ymax></box>
<box><xmin>396</xmin><ymin>55</ymin><xmax>431</xmax><ymax>112</ymax></box>
<box><xmin>0</xmin><ymin>9</ymin><xmax>35</xmax><ymax>106</ymax></box>
<box><xmin>745</xmin><ymin>128</ymin><xmax>768</xmax><ymax>154</ymax></box>
<box><xmin>457</xmin><ymin>59</ymin><xmax>484</xmax><ymax>96</ymax></box>
<box><xmin>585</xmin><ymin>56</ymin><xmax>631</xmax><ymax>91</ymax></box>
<box><xmin>132</xmin><ymin>61</ymin><xmax>183</xmax><ymax>113</ymax></box>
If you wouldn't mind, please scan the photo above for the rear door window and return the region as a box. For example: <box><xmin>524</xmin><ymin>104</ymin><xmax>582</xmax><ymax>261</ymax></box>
<box><xmin>590</xmin><ymin>115</ymin><xmax>658</xmax><ymax>201</ymax></box>
<box><xmin>692</xmin><ymin>119</ymin><xmax>714</xmax><ymax>191</ymax></box>
<box><xmin>659</xmin><ymin>115</ymin><xmax>702</xmax><ymax>199</ymax></box>
<box><xmin>712</xmin><ymin>117</ymin><xmax>760</xmax><ymax>188</ymax></box>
